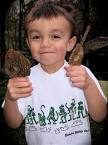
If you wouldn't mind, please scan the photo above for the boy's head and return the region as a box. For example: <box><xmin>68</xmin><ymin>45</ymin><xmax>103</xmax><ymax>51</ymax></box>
<box><xmin>25</xmin><ymin>0</ymin><xmax>79</xmax><ymax>70</ymax></box>
<box><xmin>25</xmin><ymin>0</ymin><xmax>78</xmax><ymax>37</ymax></box>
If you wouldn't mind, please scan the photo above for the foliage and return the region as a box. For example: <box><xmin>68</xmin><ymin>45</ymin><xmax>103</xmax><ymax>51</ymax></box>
<box><xmin>99</xmin><ymin>81</ymin><xmax>108</xmax><ymax>97</ymax></box>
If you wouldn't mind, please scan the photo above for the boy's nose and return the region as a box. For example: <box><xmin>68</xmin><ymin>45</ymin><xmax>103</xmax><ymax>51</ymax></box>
<box><xmin>41</xmin><ymin>38</ymin><xmax>51</xmax><ymax>48</ymax></box>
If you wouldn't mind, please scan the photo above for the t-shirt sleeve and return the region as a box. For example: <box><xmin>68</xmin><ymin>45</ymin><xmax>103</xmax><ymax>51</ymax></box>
<box><xmin>17</xmin><ymin>98</ymin><xmax>27</xmax><ymax>119</ymax></box>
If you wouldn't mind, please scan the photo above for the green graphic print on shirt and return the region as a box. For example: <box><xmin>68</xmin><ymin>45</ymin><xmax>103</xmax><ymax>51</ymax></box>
<box><xmin>25</xmin><ymin>98</ymin><xmax>88</xmax><ymax>134</ymax></box>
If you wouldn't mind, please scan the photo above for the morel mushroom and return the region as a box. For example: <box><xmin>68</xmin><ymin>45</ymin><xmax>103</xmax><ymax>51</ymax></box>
<box><xmin>4</xmin><ymin>49</ymin><xmax>31</xmax><ymax>78</ymax></box>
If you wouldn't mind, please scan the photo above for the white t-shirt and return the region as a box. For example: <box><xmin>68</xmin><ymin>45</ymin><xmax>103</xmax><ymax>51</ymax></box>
<box><xmin>17</xmin><ymin>61</ymin><xmax>106</xmax><ymax>145</ymax></box>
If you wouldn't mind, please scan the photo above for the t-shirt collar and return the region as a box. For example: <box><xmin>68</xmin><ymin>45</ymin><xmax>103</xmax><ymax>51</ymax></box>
<box><xmin>38</xmin><ymin>60</ymin><xmax>69</xmax><ymax>77</ymax></box>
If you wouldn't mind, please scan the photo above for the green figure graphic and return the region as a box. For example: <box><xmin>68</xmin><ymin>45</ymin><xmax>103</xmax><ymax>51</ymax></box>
<box><xmin>38</xmin><ymin>105</ymin><xmax>46</xmax><ymax>126</ymax></box>
<box><xmin>26</xmin><ymin>105</ymin><xmax>38</xmax><ymax>125</ymax></box>
<box><xmin>65</xmin><ymin>99</ymin><xmax>77</xmax><ymax>121</ymax></box>
<box><xmin>47</xmin><ymin>107</ymin><xmax>58</xmax><ymax>124</ymax></box>
<box><xmin>77</xmin><ymin>101</ymin><xmax>87</xmax><ymax>119</ymax></box>
<box><xmin>59</xmin><ymin>105</ymin><xmax>67</xmax><ymax>124</ymax></box>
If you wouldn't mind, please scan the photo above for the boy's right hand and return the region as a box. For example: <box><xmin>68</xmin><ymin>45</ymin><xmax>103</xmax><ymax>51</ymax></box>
<box><xmin>6</xmin><ymin>77</ymin><xmax>33</xmax><ymax>101</ymax></box>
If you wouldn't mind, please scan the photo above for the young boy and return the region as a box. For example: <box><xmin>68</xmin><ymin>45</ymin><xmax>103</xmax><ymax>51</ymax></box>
<box><xmin>3</xmin><ymin>0</ymin><xmax>107</xmax><ymax>145</ymax></box>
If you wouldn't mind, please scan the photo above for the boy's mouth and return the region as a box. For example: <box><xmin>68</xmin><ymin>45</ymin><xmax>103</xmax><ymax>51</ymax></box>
<box><xmin>40</xmin><ymin>52</ymin><xmax>53</xmax><ymax>54</ymax></box>
<box><xmin>40</xmin><ymin>51</ymin><xmax>55</xmax><ymax>54</ymax></box>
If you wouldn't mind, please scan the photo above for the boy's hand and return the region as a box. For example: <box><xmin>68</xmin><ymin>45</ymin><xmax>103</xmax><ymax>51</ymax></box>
<box><xmin>64</xmin><ymin>65</ymin><xmax>91</xmax><ymax>89</ymax></box>
<box><xmin>6</xmin><ymin>77</ymin><xmax>33</xmax><ymax>101</ymax></box>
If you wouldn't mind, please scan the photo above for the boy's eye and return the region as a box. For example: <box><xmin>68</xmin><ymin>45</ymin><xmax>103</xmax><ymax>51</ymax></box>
<box><xmin>52</xmin><ymin>35</ymin><xmax>61</xmax><ymax>39</ymax></box>
<box><xmin>32</xmin><ymin>35</ymin><xmax>40</xmax><ymax>40</ymax></box>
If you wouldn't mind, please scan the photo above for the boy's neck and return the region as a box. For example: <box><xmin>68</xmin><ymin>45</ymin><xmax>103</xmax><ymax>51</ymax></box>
<box><xmin>40</xmin><ymin>62</ymin><xmax>65</xmax><ymax>74</ymax></box>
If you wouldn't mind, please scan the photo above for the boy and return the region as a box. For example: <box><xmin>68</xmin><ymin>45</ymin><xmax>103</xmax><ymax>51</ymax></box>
<box><xmin>3</xmin><ymin>0</ymin><xmax>107</xmax><ymax>145</ymax></box>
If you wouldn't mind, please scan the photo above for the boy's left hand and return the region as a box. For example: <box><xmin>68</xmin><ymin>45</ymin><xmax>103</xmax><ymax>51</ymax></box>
<box><xmin>64</xmin><ymin>65</ymin><xmax>91</xmax><ymax>89</ymax></box>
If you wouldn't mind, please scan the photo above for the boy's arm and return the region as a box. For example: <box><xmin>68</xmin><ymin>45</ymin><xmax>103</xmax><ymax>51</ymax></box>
<box><xmin>3</xmin><ymin>49</ymin><xmax>32</xmax><ymax>128</ymax></box>
<box><xmin>3</xmin><ymin>92</ymin><xmax>23</xmax><ymax>128</ymax></box>
<box><xmin>65</xmin><ymin>65</ymin><xmax>107</xmax><ymax>122</ymax></box>
<box><xmin>3</xmin><ymin>77</ymin><xmax>33</xmax><ymax>128</ymax></box>
<box><xmin>83</xmin><ymin>78</ymin><xmax>107</xmax><ymax>122</ymax></box>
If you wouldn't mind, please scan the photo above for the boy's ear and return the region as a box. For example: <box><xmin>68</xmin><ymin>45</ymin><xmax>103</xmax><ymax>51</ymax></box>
<box><xmin>67</xmin><ymin>36</ymin><xmax>77</xmax><ymax>52</ymax></box>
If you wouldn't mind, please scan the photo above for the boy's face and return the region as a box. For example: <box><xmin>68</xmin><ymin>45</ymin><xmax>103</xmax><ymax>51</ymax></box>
<box><xmin>26</xmin><ymin>16</ymin><xmax>76</xmax><ymax>73</ymax></box>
